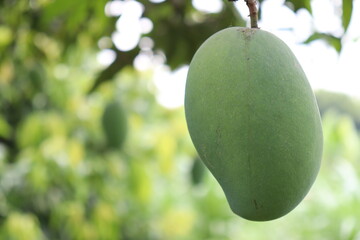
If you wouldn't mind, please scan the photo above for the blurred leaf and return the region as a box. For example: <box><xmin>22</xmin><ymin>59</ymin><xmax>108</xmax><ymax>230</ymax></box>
<box><xmin>285</xmin><ymin>0</ymin><xmax>312</xmax><ymax>13</ymax></box>
<box><xmin>3</xmin><ymin>213</ymin><xmax>44</xmax><ymax>240</ymax></box>
<box><xmin>0</xmin><ymin>115</ymin><xmax>11</xmax><ymax>138</ymax></box>
<box><xmin>304</xmin><ymin>33</ymin><xmax>342</xmax><ymax>52</ymax></box>
<box><xmin>157</xmin><ymin>133</ymin><xmax>176</xmax><ymax>175</ymax></box>
<box><xmin>41</xmin><ymin>0</ymin><xmax>88</xmax><ymax>34</ymax></box>
<box><xmin>67</xmin><ymin>139</ymin><xmax>84</xmax><ymax>168</ymax></box>
<box><xmin>157</xmin><ymin>208</ymin><xmax>196</xmax><ymax>239</ymax></box>
<box><xmin>0</xmin><ymin>26</ymin><xmax>13</xmax><ymax>48</ymax></box>
<box><xmin>0</xmin><ymin>60</ymin><xmax>14</xmax><ymax>85</ymax></box>
<box><xmin>342</xmin><ymin>0</ymin><xmax>353</xmax><ymax>32</ymax></box>
<box><xmin>16</xmin><ymin>112</ymin><xmax>67</xmax><ymax>149</ymax></box>
<box><xmin>27</xmin><ymin>162</ymin><xmax>49</xmax><ymax>193</ymax></box>
<box><xmin>322</xmin><ymin>112</ymin><xmax>360</xmax><ymax>162</ymax></box>
<box><xmin>91</xmin><ymin>202</ymin><xmax>120</xmax><ymax>239</ymax></box>
<box><xmin>315</xmin><ymin>90</ymin><xmax>360</xmax><ymax>129</ymax></box>
<box><xmin>51</xmin><ymin>201</ymin><xmax>91</xmax><ymax>239</ymax></box>
<box><xmin>145</xmin><ymin>1</ymin><xmax>244</xmax><ymax>70</ymax></box>
<box><xmin>129</xmin><ymin>160</ymin><xmax>152</xmax><ymax>204</ymax></box>
<box><xmin>16</xmin><ymin>113</ymin><xmax>47</xmax><ymax>148</ymax></box>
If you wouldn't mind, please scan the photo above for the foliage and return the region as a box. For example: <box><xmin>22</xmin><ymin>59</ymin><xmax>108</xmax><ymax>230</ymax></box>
<box><xmin>315</xmin><ymin>90</ymin><xmax>360</xmax><ymax>130</ymax></box>
<box><xmin>0</xmin><ymin>0</ymin><xmax>359</xmax><ymax>239</ymax></box>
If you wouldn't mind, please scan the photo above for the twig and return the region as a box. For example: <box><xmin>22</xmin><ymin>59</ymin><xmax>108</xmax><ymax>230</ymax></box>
<box><xmin>228</xmin><ymin>0</ymin><xmax>259</xmax><ymax>28</ymax></box>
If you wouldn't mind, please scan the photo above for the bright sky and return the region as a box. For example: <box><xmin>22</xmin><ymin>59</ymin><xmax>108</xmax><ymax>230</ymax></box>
<box><xmin>101</xmin><ymin>0</ymin><xmax>360</xmax><ymax>109</ymax></box>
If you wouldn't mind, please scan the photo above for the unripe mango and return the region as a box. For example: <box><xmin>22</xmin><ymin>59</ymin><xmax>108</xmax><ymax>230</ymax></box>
<box><xmin>190</xmin><ymin>156</ymin><xmax>206</xmax><ymax>186</ymax></box>
<box><xmin>102</xmin><ymin>101</ymin><xmax>127</xmax><ymax>150</ymax></box>
<box><xmin>184</xmin><ymin>27</ymin><xmax>323</xmax><ymax>221</ymax></box>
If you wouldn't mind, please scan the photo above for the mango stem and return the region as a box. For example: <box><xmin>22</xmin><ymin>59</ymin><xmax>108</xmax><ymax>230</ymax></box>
<box><xmin>228</xmin><ymin>0</ymin><xmax>259</xmax><ymax>29</ymax></box>
<box><xmin>245</xmin><ymin>0</ymin><xmax>258</xmax><ymax>28</ymax></box>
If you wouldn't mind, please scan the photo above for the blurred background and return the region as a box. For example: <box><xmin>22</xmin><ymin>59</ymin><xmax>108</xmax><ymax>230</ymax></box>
<box><xmin>0</xmin><ymin>0</ymin><xmax>360</xmax><ymax>239</ymax></box>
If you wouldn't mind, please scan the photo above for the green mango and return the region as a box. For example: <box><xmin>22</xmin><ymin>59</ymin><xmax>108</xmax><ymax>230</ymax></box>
<box><xmin>102</xmin><ymin>101</ymin><xmax>128</xmax><ymax>150</ymax></box>
<box><xmin>184</xmin><ymin>27</ymin><xmax>323</xmax><ymax>221</ymax></box>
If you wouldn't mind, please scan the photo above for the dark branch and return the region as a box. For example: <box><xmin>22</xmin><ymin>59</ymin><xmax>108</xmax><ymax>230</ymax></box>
<box><xmin>0</xmin><ymin>136</ymin><xmax>15</xmax><ymax>148</ymax></box>
<box><xmin>87</xmin><ymin>48</ymin><xmax>139</xmax><ymax>94</ymax></box>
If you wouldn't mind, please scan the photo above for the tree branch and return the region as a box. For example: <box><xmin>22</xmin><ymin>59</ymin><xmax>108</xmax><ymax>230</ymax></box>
<box><xmin>87</xmin><ymin>48</ymin><xmax>139</xmax><ymax>94</ymax></box>
<box><xmin>0</xmin><ymin>136</ymin><xmax>15</xmax><ymax>148</ymax></box>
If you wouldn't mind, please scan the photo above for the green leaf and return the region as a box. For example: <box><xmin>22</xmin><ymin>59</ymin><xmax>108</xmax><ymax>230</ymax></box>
<box><xmin>285</xmin><ymin>0</ymin><xmax>312</xmax><ymax>13</ymax></box>
<box><xmin>342</xmin><ymin>0</ymin><xmax>353</xmax><ymax>32</ymax></box>
<box><xmin>304</xmin><ymin>33</ymin><xmax>342</xmax><ymax>52</ymax></box>
<box><xmin>41</xmin><ymin>0</ymin><xmax>77</xmax><ymax>26</ymax></box>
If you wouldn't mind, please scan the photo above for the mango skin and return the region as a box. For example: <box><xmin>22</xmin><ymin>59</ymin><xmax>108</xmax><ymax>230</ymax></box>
<box><xmin>184</xmin><ymin>27</ymin><xmax>323</xmax><ymax>221</ymax></box>
<box><xmin>102</xmin><ymin>101</ymin><xmax>128</xmax><ymax>150</ymax></box>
